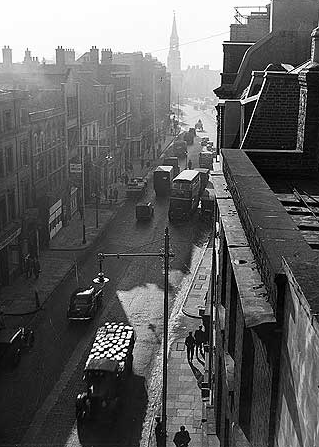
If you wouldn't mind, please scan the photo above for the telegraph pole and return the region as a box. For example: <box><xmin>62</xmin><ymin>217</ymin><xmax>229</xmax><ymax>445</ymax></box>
<box><xmin>96</xmin><ymin>227</ymin><xmax>174</xmax><ymax>446</ymax></box>
<box><xmin>162</xmin><ymin>227</ymin><xmax>169</xmax><ymax>442</ymax></box>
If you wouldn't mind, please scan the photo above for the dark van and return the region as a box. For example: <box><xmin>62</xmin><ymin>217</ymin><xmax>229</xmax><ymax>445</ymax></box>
<box><xmin>153</xmin><ymin>166</ymin><xmax>174</xmax><ymax>196</ymax></box>
<box><xmin>136</xmin><ymin>202</ymin><xmax>154</xmax><ymax>220</ymax></box>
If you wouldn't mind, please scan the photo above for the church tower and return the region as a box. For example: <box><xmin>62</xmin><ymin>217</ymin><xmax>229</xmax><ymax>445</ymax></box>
<box><xmin>167</xmin><ymin>12</ymin><xmax>183</xmax><ymax>103</ymax></box>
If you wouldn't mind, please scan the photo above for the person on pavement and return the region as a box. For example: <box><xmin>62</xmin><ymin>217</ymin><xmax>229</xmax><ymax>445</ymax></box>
<box><xmin>154</xmin><ymin>416</ymin><xmax>165</xmax><ymax>447</ymax></box>
<box><xmin>194</xmin><ymin>325</ymin><xmax>205</xmax><ymax>358</ymax></box>
<box><xmin>109</xmin><ymin>187</ymin><xmax>113</xmax><ymax>205</ymax></box>
<box><xmin>173</xmin><ymin>425</ymin><xmax>191</xmax><ymax>447</ymax></box>
<box><xmin>187</xmin><ymin>159</ymin><xmax>193</xmax><ymax>170</ymax></box>
<box><xmin>185</xmin><ymin>331</ymin><xmax>195</xmax><ymax>363</ymax></box>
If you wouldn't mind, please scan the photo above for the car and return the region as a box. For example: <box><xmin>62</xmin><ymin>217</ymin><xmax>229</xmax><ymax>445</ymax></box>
<box><xmin>126</xmin><ymin>177</ymin><xmax>148</xmax><ymax>198</ymax></box>
<box><xmin>0</xmin><ymin>326</ymin><xmax>34</xmax><ymax>368</ymax></box>
<box><xmin>67</xmin><ymin>286</ymin><xmax>103</xmax><ymax>321</ymax></box>
<box><xmin>136</xmin><ymin>202</ymin><xmax>154</xmax><ymax>220</ymax></box>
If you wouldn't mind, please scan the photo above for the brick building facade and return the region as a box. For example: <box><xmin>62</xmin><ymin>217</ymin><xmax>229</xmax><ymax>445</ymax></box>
<box><xmin>0</xmin><ymin>90</ymin><xmax>31</xmax><ymax>286</ymax></box>
<box><xmin>202</xmin><ymin>12</ymin><xmax>319</xmax><ymax>447</ymax></box>
<box><xmin>214</xmin><ymin>0</ymin><xmax>318</xmax><ymax>152</ymax></box>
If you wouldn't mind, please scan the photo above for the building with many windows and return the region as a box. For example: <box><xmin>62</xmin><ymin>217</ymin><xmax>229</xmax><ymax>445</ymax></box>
<box><xmin>0</xmin><ymin>89</ymin><xmax>31</xmax><ymax>286</ymax></box>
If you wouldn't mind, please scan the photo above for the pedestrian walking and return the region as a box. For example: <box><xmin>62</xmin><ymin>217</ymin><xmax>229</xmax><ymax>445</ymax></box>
<box><xmin>25</xmin><ymin>254</ymin><xmax>32</xmax><ymax>279</ymax></box>
<box><xmin>185</xmin><ymin>331</ymin><xmax>195</xmax><ymax>363</ymax></box>
<box><xmin>109</xmin><ymin>187</ymin><xmax>113</xmax><ymax>206</ymax></box>
<box><xmin>187</xmin><ymin>159</ymin><xmax>193</xmax><ymax>170</ymax></box>
<box><xmin>104</xmin><ymin>188</ymin><xmax>108</xmax><ymax>202</ymax></box>
<box><xmin>154</xmin><ymin>416</ymin><xmax>165</xmax><ymax>447</ymax></box>
<box><xmin>114</xmin><ymin>187</ymin><xmax>118</xmax><ymax>203</ymax></box>
<box><xmin>194</xmin><ymin>325</ymin><xmax>205</xmax><ymax>358</ymax></box>
<box><xmin>173</xmin><ymin>426</ymin><xmax>191</xmax><ymax>447</ymax></box>
<box><xmin>124</xmin><ymin>173</ymin><xmax>129</xmax><ymax>185</ymax></box>
<box><xmin>33</xmin><ymin>257</ymin><xmax>41</xmax><ymax>279</ymax></box>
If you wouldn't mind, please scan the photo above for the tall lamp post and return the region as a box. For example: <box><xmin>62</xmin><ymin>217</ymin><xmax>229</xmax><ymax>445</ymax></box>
<box><xmin>95</xmin><ymin>227</ymin><xmax>174</xmax><ymax>446</ymax></box>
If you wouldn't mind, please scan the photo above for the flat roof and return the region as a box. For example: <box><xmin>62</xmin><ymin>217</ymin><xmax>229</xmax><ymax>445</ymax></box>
<box><xmin>173</xmin><ymin>169</ymin><xmax>199</xmax><ymax>182</ymax></box>
<box><xmin>155</xmin><ymin>165</ymin><xmax>173</xmax><ymax>172</ymax></box>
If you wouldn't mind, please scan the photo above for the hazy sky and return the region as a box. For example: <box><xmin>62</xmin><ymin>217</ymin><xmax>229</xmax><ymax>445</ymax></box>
<box><xmin>2</xmin><ymin>0</ymin><xmax>270</xmax><ymax>70</ymax></box>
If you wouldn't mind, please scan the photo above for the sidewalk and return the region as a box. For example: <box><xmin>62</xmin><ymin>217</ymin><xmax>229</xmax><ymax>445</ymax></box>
<box><xmin>0</xmin><ymin>199</ymin><xmax>124</xmax><ymax>316</ymax></box>
<box><xmin>147</xmin><ymin>244</ymin><xmax>219</xmax><ymax>447</ymax></box>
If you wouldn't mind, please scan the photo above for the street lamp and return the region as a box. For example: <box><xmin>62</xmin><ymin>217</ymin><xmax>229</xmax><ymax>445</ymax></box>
<box><xmin>96</xmin><ymin>227</ymin><xmax>174</xmax><ymax>446</ymax></box>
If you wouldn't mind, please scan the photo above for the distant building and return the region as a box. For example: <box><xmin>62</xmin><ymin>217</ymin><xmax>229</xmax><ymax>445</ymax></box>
<box><xmin>112</xmin><ymin>51</ymin><xmax>170</xmax><ymax>163</ymax></box>
<box><xmin>182</xmin><ymin>65</ymin><xmax>220</xmax><ymax>100</ymax></box>
<box><xmin>167</xmin><ymin>12</ymin><xmax>183</xmax><ymax>103</ymax></box>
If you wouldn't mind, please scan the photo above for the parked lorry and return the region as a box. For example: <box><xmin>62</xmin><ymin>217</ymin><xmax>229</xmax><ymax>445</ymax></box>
<box><xmin>199</xmin><ymin>150</ymin><xmax>214</xmax><ymax>169</ymax></box>
<box><xmin>163</xmin><ymin>157</ymin><xmax>180</xmax><ymax>178</ymax></box>
<box><xmin>76</xmin><ymin>322</ymin><xmax>135</xmax><ymax>423</ymax></box>
<box><xmin>126</xmin><ymin>177</ymin><xmax>147</xmax><ymax>199</ymax></box>
<box><xmin>154</xmin><ymin>165</ymin><xmax>174</xmax><ymax>196</ymax></box>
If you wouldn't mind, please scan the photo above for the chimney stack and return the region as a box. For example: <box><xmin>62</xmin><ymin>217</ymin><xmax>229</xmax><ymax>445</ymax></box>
<box><xmin>2</xmin><ymin>46</ymin><xmax>12</xmax><ymax>67</ymax></box>
<box><xmin>296</xmin><ymin>22</ymin><xmax>319</xmax><ymax>164</ymax></box>
<box><xmin>56</xmin><ymin>46</ymin><xmax>65</xmax><ymax>67</ymax></box>
<box><xmin>90</xmin><ymin>46</ymin><xmax>99</xmax><ymax>65</ymax></box>
<box><xmin>101</xmin><ymin>48</ymin><xmax>113</xmax><ymax>65</ymax></box>
<box><xmin>311</xmin><ymin>25</ymin><xmax>319</xmax><ymax>64</ymax></box>
<box><xmin>23</xmin><ymin>48</ymin><xmax>32</xmax><ymax>65</ymax></box>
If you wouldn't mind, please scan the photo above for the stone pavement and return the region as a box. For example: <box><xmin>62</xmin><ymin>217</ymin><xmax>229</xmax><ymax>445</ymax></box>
<box><xmin>0</xmin><ymin>201</ymin><xmax>124</xmax><ymax>316</ymax></box>
<box><xmin>147</xmin><ymin>243</ymin><xmax>219</xmax><ymax>447</ymax></box>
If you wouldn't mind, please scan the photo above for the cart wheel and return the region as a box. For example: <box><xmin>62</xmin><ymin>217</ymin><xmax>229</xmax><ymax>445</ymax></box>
<box><xmin>12</xmin><ymin>348</ymin><xmax>22</xmax><ymax>367</ymax></box>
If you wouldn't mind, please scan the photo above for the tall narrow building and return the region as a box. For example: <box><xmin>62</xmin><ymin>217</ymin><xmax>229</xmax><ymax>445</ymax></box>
<box><xmin>167</xmin><ymin>12</ymin><xmax>183</xmax><ymax>103</ymax></box>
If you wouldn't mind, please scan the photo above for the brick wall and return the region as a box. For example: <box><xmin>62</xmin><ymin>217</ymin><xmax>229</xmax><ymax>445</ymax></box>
<box><xmin>275</xmin><ymin>258</ymin><xmax>319</xmax><ymax>447</ymax></box>
<box><xmin>241</xmin><ymin>72</ymin><xmax>299</xmax><ymax>150</ymax></box>
<box><xmin>250</xmin><ymin>331</ymin><xmax>273</xmax><ymax>447</ymax></box>
<box><xmin>234</xmin><ymin>30</ymin><xmax>312</xmax><ymax>98</ymax></box>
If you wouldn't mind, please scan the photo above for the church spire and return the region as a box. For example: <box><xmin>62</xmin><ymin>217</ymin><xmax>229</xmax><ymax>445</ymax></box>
<box><xmin>167</xmin><ymin>11</ymin><xmax>181</xmax><ymax>73</ymax></box>
<box><xmin>167</xmin><ymin>11</ymin><xmax>182</xmax><ymax>102</ymax></box>
<box><xmin>170</xmin><ymin>11</ymin><xmax>179</xmax><ymax>47</ymax></box>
